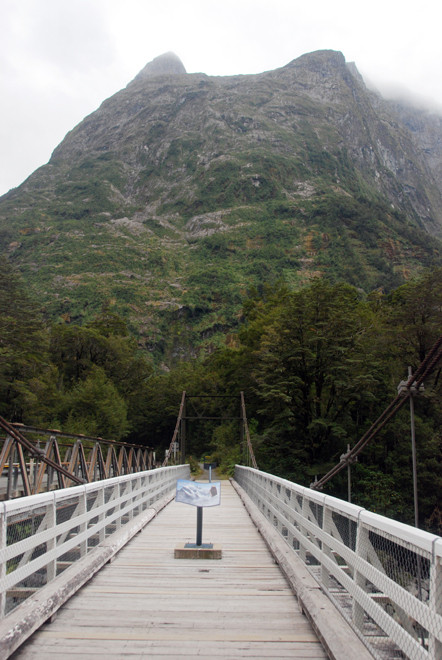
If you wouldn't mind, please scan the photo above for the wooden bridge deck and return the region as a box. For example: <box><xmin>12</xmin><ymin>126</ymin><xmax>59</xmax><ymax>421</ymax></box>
<box><xmin>12</xmin><ymin>480</ymin><xmax>327</xmax><ymax>659</ymax></box>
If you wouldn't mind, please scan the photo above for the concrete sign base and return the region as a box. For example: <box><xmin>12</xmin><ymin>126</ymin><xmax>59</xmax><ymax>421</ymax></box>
<box><xmin>174</xmin><ymin>543</ymin><xmax>222</xmax><ymax>559</ymax></box>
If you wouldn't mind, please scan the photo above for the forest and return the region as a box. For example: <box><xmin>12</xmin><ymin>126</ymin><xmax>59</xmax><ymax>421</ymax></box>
<box><xmin>1</xmin><ymin>257</ymin><xmax>441</xmax><ymax>533</ymax></box>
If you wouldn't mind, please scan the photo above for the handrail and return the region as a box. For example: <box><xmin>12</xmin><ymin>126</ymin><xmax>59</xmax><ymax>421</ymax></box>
<box><xmin>0</xmin><ymin>466</ymin><xmax>189</xmax><ymax>610</ymax></box>
<box><xmin>235</xmin><ymin>465</ymin><xmax>442</xmax><ymax>660</ymax></box>
<box><xmin>0</xmin><ymin>464</ymin><xmax>189</xmax><ymax>657</ymax></box>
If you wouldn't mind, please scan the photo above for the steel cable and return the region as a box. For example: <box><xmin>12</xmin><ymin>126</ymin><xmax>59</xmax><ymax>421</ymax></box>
<box><xmin>312</xmin><ymin>334</ymin><xmax>442</xmax><ymax>491</ymax></box>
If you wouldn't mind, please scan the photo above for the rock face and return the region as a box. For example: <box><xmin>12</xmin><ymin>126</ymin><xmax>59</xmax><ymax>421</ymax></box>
<box><xmin>40</xmin><ymin>49</ymin><xmax>442</xmax><ymax>236</ymax></box>
<box><xmin>0</xmin><ymin>49</ymin><xmax>441</xmax><ymax>357</ymax></box>
<box><xmin>135</xmin><ymin>52</ymin><xmax>187</xmax><ymax>79</ymax></box>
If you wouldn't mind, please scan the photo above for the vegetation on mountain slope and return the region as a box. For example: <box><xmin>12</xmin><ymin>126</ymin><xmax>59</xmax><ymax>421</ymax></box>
<box><xmin>1</xmin><ymin>259</ymin><xmax>440</xmax><ymax>531</ymax></box>
<box><xmin>1</xmin><ymin>51</ymin><xmax>441</xmax><ymax>360</ymax></box>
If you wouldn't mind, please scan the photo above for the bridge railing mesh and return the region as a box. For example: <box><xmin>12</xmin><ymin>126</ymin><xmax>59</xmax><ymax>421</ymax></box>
<box><xmin>235</xmin><ymin>465</ymin><xmax>442</xmax><ymax>660</ymax></box>
<box><xmin>0</xmin><ymin>464</ymin><xmax>189</xmax><ymax>619</ymax></box>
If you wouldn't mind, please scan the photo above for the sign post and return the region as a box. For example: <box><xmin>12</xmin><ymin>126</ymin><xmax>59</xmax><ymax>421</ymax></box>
<box><xmin>196</xmin><ymin>506</ymin><xmax>203</xmax><ymax>546</ymax></box>
<box><xmin>174</xmin><ymin>479</ymin><xmax>222</xmax><ymax>559</ymax></box>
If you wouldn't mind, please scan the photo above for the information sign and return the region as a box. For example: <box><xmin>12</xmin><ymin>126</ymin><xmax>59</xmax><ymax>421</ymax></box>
<box><xmin>175</xmin><ymin>479</ymin><xmax>221</xmax><ymax>507</ymax></box>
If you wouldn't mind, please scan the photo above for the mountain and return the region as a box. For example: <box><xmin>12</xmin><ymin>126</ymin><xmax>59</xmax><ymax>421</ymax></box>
<box><xmin>1</xmin><ymin>50</ymin><xmax>441</xmax><ymax>361</ymax></box>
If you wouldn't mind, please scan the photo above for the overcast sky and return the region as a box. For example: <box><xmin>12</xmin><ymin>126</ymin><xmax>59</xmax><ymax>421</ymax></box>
<box><xmin>1</xmin><ymin>0</ymin><xmax>441</xmax><ymax>196</ymax></box>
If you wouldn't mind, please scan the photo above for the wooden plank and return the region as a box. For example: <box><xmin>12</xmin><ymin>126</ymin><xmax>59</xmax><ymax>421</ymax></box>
<box><xmin>14</xmin><ymin>639</ymin><xmax>327</xmax><ymax>659</ymax></box>
<box><xmin>31</xmin><ymin>629</ymin><xmax>321</xmax><ymax>641</ymax></box>
<box><xmin>11</xmin><ymin>480</ymin><xmax>327</xmax><ymax>659</ymax></box>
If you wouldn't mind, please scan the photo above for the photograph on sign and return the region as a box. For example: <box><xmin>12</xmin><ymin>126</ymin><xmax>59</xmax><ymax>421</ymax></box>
<box><xmin>176</xmin><ymin>479</ymin><xmax>221</xmax><ymax>507</ymax></box>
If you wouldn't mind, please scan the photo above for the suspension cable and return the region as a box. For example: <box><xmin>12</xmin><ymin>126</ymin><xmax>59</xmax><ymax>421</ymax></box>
<box><xmin>312</xmin><ymin>334</ymin><xmax>442</xmax><ymax>491</ymax></box>
<box><xmin>162</xmin><ymin>390</ymin><xmax>186</xmax><ymax>467</ymax></box>
<box><xmin>241</xmin><ymin>391</ymin><xmax>258</xmax><ymax>469</ymax></box>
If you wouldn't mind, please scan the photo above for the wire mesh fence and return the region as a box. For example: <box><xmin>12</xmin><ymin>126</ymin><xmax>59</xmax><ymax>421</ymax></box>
<box><xmin>235</xmin><ymin>465</ymin><xmax>442</xmax><ymax>660</ymax></box>
<box><xmin>0</xmin><ymin>464</ymin><xmax>190</xmax><ymax>619</ymax></box>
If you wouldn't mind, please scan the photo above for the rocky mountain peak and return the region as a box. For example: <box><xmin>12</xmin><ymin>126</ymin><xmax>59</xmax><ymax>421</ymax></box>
<box><xmin>135</xmin><ymin>52</ymin><xmax>187</xmax><ymax>80</ymax></box>
<box><xmin>285</xmin><ymin>49</ymin><xmax>346</xmax><ymax>73</ymax></box>
<box><xmin>1</xmin><ymin>49</ymin><xmax>441</xmax><ymax>351</ymax></box>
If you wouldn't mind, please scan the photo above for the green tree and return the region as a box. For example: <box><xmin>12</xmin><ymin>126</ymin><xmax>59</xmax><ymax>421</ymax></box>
<box><xmin>50</xmin><ymin>312</ymin><xmax>153</xmax><ymax>441</ymax></box>
<box><xmin>387</xmin><ymin>267</ymin><xmax>442</xmax><ymax>364</ymax></box>
<box><xmin>50</xmin><ymin>324</ymin><xmax>107</xmax><ymax>384</ymax></box>
<box><xmin>246</xmin><ymin>279</ymin><xmax>383</xmax><ymax>481</ymax></box>
<box><xmin>60</xmin><ymin>366</ymin><xmax>129</xmax><ymax>439</ymax></box>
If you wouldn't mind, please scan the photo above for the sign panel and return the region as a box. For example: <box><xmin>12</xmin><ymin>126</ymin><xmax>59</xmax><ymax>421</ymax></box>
<box><xmin>176</xmin><ymin>479</ymin><xmax>221</xmax><ymax>507</ymax></box>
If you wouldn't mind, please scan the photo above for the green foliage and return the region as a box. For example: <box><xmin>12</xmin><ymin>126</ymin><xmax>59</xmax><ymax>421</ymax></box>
<box><xmin>51</xmin><ymin>179</ymin><xmax>118</xmax><ymax>219</ymax></box>
<box><xmin>1</xmin><ymin>243</ymin><xmax>440</xmax><ymax>531</ymax></box>
<box><xmin>60</xmin><ymin>366</ymin><xmax>129</xmax><ymax>439</ymax></box>
<box><xmin>246</xmin><ymin>280</ymin><xmax>382</xmax><ymax>466</ymax></box>
<box><xmin>49</xmin><ymin>310</ymin><xmax>153</xmax><ymax>441</ymax></box>
<box><xmin>3</xmin><ymin>176</ymin><xmax>441</xmax><ymax>361</ymax></box>
<box><xmin>187</xmin><ymin>455</ymin><xmax>203</xmax><ymax>475</ymax></box>
<box><xmin>386</xmin><ymin>267</ymin><xmax>442</xmax><ymax>363</ymax></box>
<box><xmin>209</xmin><ymin>422</ymin><xmax>242</xmax><ymax>476</ymax></box>
<box><xmin>196</xmin><ymin>271</ymin><xmax>440</xmax><ymax>528</ymax></box>
<box><xmin>0</xmin><ymin>258</ymin><xmax>51</xmax><ymax>421</ymax></box>
<box><xmin>351</xmin><ymin>465</ymin><xmax>410</xmax><ymax>519</ymax></box>
<box><xmin>142</xmin><ymin>359</ymin><xmax>234</xmax><ymax>455</ymax></box>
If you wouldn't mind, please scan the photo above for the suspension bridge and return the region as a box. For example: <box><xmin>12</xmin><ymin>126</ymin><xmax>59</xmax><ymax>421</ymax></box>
<box><xmin>0</xmin><ymin>347</ymin><xmax>441</xmax><ymax>659</ymax></box>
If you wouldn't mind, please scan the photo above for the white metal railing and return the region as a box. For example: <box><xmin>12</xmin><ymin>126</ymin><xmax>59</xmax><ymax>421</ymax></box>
<box><xmin>235</xmin><ymin>466</ymin><xmax>442</xmax><ymax>660</ymax></box>
<box><xmin>0</xmin><ymin>464</ymin><xmax>190</xmax><ymax>619</ymax></box>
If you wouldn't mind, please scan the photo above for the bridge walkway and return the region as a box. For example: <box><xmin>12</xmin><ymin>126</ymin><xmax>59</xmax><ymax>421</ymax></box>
<box><xmin>11</xmin><ymin>480</ymin><xmax>327</xmax><ymax>659</ymax></box>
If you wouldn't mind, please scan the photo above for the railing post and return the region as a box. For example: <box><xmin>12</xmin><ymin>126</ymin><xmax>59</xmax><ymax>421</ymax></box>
<box><xmin>127</xmin><ymin>479</ymin><xmax>134</xmax><ymax>522</ymax></box>
<box><xmin>429</xmin><ymin>542</ymin><xmax>442</xmax><ymax>658</ymax></box>
<box><xmin>134</xmin><ymin>475</ymin><xmax>141</xmax><ymax>516</ymax></box>
<box><xmin>284</xmin><ymin>486</ymin><xmax>293</xmax><ymax>549</ymax></box>
<box><xmin>352</xmin><ymin>516</ymin><xmax>367</xmax><ymax>632</ymax></box>
<box><xmin>321</xmin><ymin>505</ymin><xmax>333</xmax><ymax>589</ymax></box>
<box><xmin>79</xmin><ymin>489</ymin><xmax>87</xmax><ymax>558</ymax></box>
<box><xmin>0</xmin><ymin>502</ymin><xmax>6</xmax><ymax>617</ymax></box>
<box><xmin>46</xmin><ymin>494</ymin><xmax>57</xmax><ymax>583</ymax></box>
<box><xmin>299</xmin><ymin>495</ymin><xmax>310</xmax><ymax>563</ymax></box>
<box><xmin>97</xmin><ymin>485</ymin><xmax>106</xmax><ymax>541</ymax></box>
